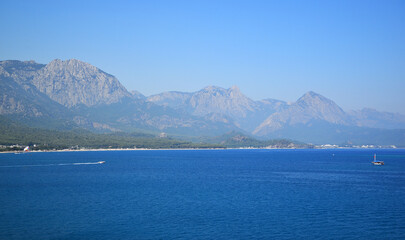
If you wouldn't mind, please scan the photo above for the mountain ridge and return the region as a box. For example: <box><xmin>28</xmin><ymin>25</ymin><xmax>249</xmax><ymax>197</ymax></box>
<box><xmin>253</xmin><ymin>91</ymin><xmax>349</xmax><ymax>135</ymax></box>
<box><xmin>31</xmin><ymin>59</ymin><xmax>132</xmax><ymax>107</ymax></box>
<box><xmin>1</xmin><ymin>59</ymin><xmax>404</xmax><ymax>145</ymax></box>
<box><xmin>0</xmin><ymin>59</ymin><xmax>241</xmax><ymax>136</ymax></box>
<box><xmin>148</xmin><ymin>85</ymin><xmax>285</xmax><ymax>131</ymax></box>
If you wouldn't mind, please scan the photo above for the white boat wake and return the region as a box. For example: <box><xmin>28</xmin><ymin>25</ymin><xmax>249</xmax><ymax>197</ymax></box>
<box><xmin>0</xmin><ymin>161</ymin><xmax>105</xmax><ymax>168</ymax></box>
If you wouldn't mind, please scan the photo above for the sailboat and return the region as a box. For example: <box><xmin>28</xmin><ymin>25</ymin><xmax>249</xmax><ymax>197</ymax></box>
<box><xmin>372</xmin><ymin>154</ymin><xmax>384</xmax><ymax>165</ymax></box>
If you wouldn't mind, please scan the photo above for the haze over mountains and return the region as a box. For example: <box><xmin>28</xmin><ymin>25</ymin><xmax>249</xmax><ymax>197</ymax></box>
<box><xmin>1</xmin><ymin>59</ymin><xmax>404</xmax><ymax>146</ymax></box>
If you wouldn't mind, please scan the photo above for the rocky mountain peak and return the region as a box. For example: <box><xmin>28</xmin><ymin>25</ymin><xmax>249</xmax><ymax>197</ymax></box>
<box><xmin>229</xmin><ymin>85</ymin><xmax>240</xmax><ymax>92</ymax></box>
<box><xmin>296</xmin><ymin>91</ymin><xmax>347</xmax><ymax>123</ymax></box>
<box><xmin>297</xmin><ymin>91</ymin><xmax>328</xmax><ymax>104</ymax></box>
<box><xmin>253</xmin><ymin>91</ymin><xmax>349</xmax><ymax>136</ymax></box>
<box><xmin>44</xmin><ymin>59</ymin><xmax>101</xmax><ymax>76</ymax></box>
<box><xmin>199</xmin><ymin>85</ymin><xmax>242</xmax><ymax>98</ymax></box>
<box><xmin>189</xmin><ymin>86</ymin><xmax>256</xmax><ymax>117</ymax></box>
<box><xmin>31</xmin><ymin>59</ymin><xmax>131</xmax><ymax>107</ymax></box>
<box><xmin>228</xmin><ymin>85</ymin><xmax>243</xmax><ymax>97</ymax></box>
<box><xmin>147</xmin><ymin>85</ymin><xmax>286</xmax><ymax>131</ymax></box>
<box><xmin>295</xmin><ymin>91</ymin><xmax>345</xmax><ymax>114</ymax></box>
<box><xmin>201</xmin><ymin>85</ymin><xmax>225</xmax><ymax>94</ymax></box>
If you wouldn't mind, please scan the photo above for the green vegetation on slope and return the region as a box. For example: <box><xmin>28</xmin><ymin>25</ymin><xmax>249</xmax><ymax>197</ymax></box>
<box><xmin>0</xmin><ymin>116</ymin><xmax>220</xmax><ymax>151</ymax></box>
<box><xmin>203</xmin><ymin>131</ymin><xmax>310</xmax><ymax>148</ymax></box>
<box><xmin>0</xmin><ymin>116</ymin><xmax>308</xmax><ymax>151</ymax></box>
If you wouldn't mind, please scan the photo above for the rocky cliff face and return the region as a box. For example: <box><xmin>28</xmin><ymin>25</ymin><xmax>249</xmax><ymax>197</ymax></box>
<box><xmin>0</xmin><ymin>59</ymin><xmax>239</xmax><ymax>135</ymax></box>
<box><xmin>253</xmin><ymin>91</ymin><xmax>349</xmax><ymax>136</ymax></box>
<box><xmin>294</xmin><ymin>91</ymin><xmax>348</xmax><ymax>125</ymax></box>
<box><xmin>0</xmin><ymin>61</ymin><xmax>70</xmax><ymax>119</ymax></box>
<box><xmin>148</xmin><ymin>86</ymin><xmax>258</xmax><ymax>117</ymax></box>
<box><xmin>31</xmin><ymin>59</ymin><xmax>132</xmax><ymax>108</ymax></box>
<box><xmin>188</xmin><ymin>86</ymin><xmax>257</xmax><ymax>118</ymax></box>
<box><xmin>147</xmin><ymin>86</ymin><xmax>284</xmax><ymax>130</ymax></box>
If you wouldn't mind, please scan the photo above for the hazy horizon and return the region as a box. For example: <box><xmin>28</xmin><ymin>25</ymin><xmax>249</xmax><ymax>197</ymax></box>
<box><xmin>1</xmin><ymin>0</ymin><xmax>404</xmax><ymax>114</ymax></box>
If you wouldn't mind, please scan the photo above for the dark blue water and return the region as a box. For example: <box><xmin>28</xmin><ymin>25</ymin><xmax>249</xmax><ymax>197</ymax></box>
<box><xmin>1</xmin><ymin>149</ymin><xmax>405</xmax><ymax>239</ymax></box>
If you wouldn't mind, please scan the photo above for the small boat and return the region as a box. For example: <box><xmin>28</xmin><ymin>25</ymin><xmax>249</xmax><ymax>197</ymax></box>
<box><xmin>14</xmin><ymin>146</ymin><xmax>29</xmax><ymax>154</ymax></box>
<box><xmin>97</xmin><ymin>161</ymin><xmax>105</xmax><ymax>164</ymax></box>
<box><xmin>372</xmin><ymin>154</ymin><xmax>384</xmax><ymax>165</ymax></box>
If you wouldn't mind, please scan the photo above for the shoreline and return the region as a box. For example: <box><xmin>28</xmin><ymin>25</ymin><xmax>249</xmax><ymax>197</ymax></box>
<box><xmin>1</xmin><ymin>146</ymin><xmax>403</xmax><ymax>154</ymax></box>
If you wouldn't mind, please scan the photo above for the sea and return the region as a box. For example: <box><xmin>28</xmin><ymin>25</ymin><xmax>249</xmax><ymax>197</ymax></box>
<box><xmin>0</xmin><ymin>149</ymin><xmax>404</xmax><ymax>239</ymax></box>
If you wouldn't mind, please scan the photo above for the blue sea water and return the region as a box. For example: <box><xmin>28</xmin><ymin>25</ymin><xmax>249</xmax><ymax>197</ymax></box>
<box><xmin>0</xmin><ymin>149</ymin><xmax>405</xmax><ymax>239</ymax></box>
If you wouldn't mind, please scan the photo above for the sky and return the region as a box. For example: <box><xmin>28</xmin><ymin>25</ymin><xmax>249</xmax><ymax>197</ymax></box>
<box><xmin>1</xmin><ymin>0</ymin><xmax>404</xmax><ymax>113</ymax></box>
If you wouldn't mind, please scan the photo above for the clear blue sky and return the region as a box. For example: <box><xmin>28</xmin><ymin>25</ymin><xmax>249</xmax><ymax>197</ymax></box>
<box><xmin>1</xmin><ymin>0</ymin><xmax>404</xmax><ymax>113</ymax></box>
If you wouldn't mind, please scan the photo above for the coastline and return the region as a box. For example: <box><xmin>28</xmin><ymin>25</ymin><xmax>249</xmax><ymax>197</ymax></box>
<box><xmin>1</xmin><ymin>146</ymin><xmax>402</xmax><ymax>154</ymax></box>
<box><xmin>0</xmin><ymin>148</ymin><xmax>225</xmax><ymax>154</ymax></box>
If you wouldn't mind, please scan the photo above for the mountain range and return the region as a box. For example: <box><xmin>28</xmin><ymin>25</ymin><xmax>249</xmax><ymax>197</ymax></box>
<box><xmin>1</xmin><ymin>59</ymin><xmax>404</xmax><ymax>146</ymax></box>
